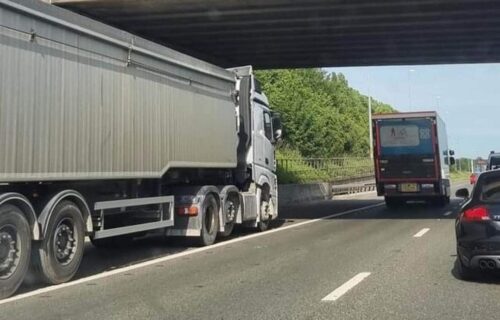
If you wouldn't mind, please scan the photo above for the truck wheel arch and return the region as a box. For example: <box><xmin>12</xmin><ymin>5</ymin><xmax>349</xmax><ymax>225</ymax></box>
<box><xmin>0</xmin><ymin>193</ymin><xmax>40</xmax><ymax>240</ymax></box>
<box><xmin>197</xmin><ymin>186</ymin><xmax>223</xmax><ymax>232</ymax></box>
<box><xmin>38</xmin><ymin>190</ymin><xmax>92</xmax><ymax>239</ymax></box>
<box><xmin>257</xmin><ymin>175</ymin><xmax>273</xmax><ymax>204</ymax></box>
<box><xmin>257</xmin><ymin>176</ymin><xmax>277</xmax><ymax>220</ymax></box>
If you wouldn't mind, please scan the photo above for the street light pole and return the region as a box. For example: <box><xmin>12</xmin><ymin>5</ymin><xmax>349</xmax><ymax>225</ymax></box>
<box><xmin>408</xmin><ymin>69</ymin><xmax>415</xmax><ymax>111</ymax></box>
<box><xmin>368</xmin><ymin>94</ymin><xmax>373</xmax><ymax>160</ymax></box>
<box><xmin>367</xmin><ymin>71</ymin><xmax>373</xmax><ymax>160</ymax></box>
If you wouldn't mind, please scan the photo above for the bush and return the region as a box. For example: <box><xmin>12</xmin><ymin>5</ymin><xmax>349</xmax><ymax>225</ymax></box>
<box><xmin>276</xmin><ymin>148</ymin><xmax>330</xmax><ymax>184</ymax></box>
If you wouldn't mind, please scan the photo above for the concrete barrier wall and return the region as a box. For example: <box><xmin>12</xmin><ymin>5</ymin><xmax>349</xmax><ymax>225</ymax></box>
<box><xmin>278</xmin><ymin>183</ymin><xmax>332</xmax><ymax>204</ymax></box>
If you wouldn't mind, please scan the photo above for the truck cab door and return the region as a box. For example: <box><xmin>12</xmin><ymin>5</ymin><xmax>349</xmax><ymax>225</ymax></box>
<box><xmin>253</xmin><ymin>104</ymin><xmax>275</xmax><ymax>172</ymax></box>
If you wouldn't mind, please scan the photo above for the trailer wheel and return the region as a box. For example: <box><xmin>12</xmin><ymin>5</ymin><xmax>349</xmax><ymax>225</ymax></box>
<box><xmin>219</xmin><ymin>195</ymin><xmax>238</xmax><ymax>237</ymax></box>
<box><xmin>32</xmin><ymin>200</ymin><xmax>84</xmax><ymax>285</ymax></box>
<box><xmin>0</xmin><ymin>205</ymin><xmax>31</xmax><ymax>299</ymax></box>
<box><xmin>198</xmin><ymin>194</ymin><xmax>219</xmax><ymax>246</ymax></box>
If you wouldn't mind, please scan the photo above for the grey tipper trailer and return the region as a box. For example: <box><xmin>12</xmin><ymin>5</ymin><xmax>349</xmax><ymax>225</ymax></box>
<box><xmin>0</xmin><ymin>0</ymin><xmax>281</xmax><ymax>299</ymax></box>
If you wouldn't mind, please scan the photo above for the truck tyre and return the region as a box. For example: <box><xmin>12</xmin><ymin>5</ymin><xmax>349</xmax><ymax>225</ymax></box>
<box><xmin>219</xmin><ymin>195</ymin><xmax>238</xmax><ymax>237</ymax></box>
<box><xmin>0</xmin><ymin>205</ymin><xmax>31</xmax><ymax>300</ymax></box>
<box><xmin>198</xmin><ymin>195</ymin><xmax>219</xmax><ymax>246</ymax></box>
<box><xmin>32</xmin><ymin>200</ymin><xmax>84</xmax><ymax>285</ymax></box>
<box><xmin>257</xmin><ymin>195</ymin><xmax>273</xmax><ymax>232</ymax></box>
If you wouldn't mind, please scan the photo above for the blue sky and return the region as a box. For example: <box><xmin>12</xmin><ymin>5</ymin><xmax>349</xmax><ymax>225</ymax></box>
<box><xmin>325</xmin><ymin>64</ymin><xmax>500</xmax><ymax>159</ymax></box>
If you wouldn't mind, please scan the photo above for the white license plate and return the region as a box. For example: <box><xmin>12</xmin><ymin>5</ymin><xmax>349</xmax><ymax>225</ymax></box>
<box><xmin>400</xmin><ymin>183</ymin><xmax>418</xmax><ymax>193</ymax></box>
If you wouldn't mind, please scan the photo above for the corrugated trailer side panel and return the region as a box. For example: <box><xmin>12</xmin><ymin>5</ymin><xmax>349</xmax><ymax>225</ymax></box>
<box><xmin>0</xmin><ymin>0</ymin><xmax>237</xmax><ymax>182</ymax></box>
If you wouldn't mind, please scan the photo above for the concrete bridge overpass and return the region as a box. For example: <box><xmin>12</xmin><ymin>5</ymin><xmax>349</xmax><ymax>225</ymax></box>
<box><xmin>47</xmin><ymin>0</ymin><xmax>500</xmax><ymax>68</ymax></box>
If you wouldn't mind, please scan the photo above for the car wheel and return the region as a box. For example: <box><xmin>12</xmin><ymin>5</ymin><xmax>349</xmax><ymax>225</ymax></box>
<box><xmin>456</xmin><ymin>253</ymin><xmax>476</xmax><ymax>281</ymax></box>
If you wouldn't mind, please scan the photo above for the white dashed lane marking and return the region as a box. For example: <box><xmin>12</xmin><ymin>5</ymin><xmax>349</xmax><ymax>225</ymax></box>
<box><xmin>413</xmin><ymin>228</ymin><xmax>430</xmax><ymax>238</ymax></box>
<box><xmin>322</xmin><ymin>272</ymin><xmax>372</xmax><ymax>302</ymax></box>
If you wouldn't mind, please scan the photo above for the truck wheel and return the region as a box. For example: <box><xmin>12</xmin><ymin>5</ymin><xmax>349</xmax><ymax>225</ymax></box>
<box><xmin>257</xmin><ymin>196</ymin><xmax>273</xmax><ymax>232</ymax></box>
<box><xmin>0</xmin><ymin>205</ymin><xmax>31</xmax><ymax>299</ymax></box>
<box><xmin>198</xmin><ymin>195</ymin><xmax>219</xmax><ymax>246</ymax></box>
<box><xmin>32</xmin><ymin>201</ymin><xmax>84</xmax><ymax>285</ymax></box>
<box><xmin>219</xmin><ymin>195</ymin><xmax>238</xmax><ymax>238</ymax></box>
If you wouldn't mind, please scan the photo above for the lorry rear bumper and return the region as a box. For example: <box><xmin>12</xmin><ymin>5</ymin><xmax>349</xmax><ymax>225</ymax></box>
<box><xmin>377</xmin><ymin>181</ymin><xmax>446</xmax><ymax>198</ymax></box>
<box><xmin>383</xmin><ymin>189</ymin><xmax>441</xmax><ymax>197</ymax></box>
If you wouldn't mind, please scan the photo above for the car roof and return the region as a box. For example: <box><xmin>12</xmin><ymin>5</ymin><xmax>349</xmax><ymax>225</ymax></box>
<box><xmin>477</xmin><ymin>169</ymin><xmax>500</xmax><ymax>180</ymax></box>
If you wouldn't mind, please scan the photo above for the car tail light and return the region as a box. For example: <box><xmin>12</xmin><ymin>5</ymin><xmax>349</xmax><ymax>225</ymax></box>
<box><xmin>462</xmin><ymin>206</ymin><xmax>490</xmax><ymax>222</ymax></box>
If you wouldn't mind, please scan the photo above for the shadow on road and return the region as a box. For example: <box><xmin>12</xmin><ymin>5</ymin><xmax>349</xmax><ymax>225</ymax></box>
<box><xmin>17</xmin><ymin>195</ymin><xmax>461</xmax><ymax>296</ymax></box>
<box><xmin>278</xmin><ymin>198</ymin><xmax>462</xmax><ymax>221</ymax></box>
<box><xmin>19</xmin><ymin>226</ymin><xmax>260</xmax><ymax>294</ymax></box>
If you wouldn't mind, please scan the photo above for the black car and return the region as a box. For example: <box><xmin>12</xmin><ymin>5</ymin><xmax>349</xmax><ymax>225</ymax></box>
<box><xmin>455</xmin><ymin>170</ymin><xmax>500</xmax><ymax>279</ymax></box>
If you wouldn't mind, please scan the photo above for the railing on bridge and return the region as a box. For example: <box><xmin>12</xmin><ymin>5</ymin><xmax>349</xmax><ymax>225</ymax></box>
<box><xmin>276</xmin><ymin>157</ymin><xmax>374</xmax><ymax>184</ymax></box>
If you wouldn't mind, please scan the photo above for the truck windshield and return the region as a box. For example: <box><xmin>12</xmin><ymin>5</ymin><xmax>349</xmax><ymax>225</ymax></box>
<box><xmin>379</xmin><ymin>119</ymin><xmax>434</xmax><ymax>156</ymax></box>
<box><xmin>489</xmin><ymin>156</ymin><xmax>500</xmax><ymax>170</ymax></box>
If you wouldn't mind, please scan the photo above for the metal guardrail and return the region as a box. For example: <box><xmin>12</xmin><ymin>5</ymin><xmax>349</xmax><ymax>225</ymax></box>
<box><xmin>276</xmin><ymin>157</ymin><xmax>374</xmax><ymax>183</ymax></box>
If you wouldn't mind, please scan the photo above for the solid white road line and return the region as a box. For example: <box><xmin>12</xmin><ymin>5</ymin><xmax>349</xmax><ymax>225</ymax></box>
<box><xmin>333</xmin><ymin>191</ymin><xmax>377</xmax><ymax>199</ymax></box>
<box><xmin>443</xmin><ymin>211</ymin><xmax>453</xmax><ymax>216</ymax></box>
<box><xmin>0</xmin><ymin>202</ymin><xmax>384</xmax><ymax>305</ymax></box>
<box><xmin>413</xmin><ymin>228</ymin><xmax>430</xmax><ymax>238</ymax></box>
<box><xmin>322</xmin><ymin>272</ymin><xmax>371</xmax><ymax>302</ymax></box>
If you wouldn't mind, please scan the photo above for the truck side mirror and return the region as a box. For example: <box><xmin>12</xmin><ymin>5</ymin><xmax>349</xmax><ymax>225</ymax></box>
<box><xmin>450</xmin><ymin>157</ymin><xmax>455</xmax><ymax>166</ymax></box>
<box><xmin>449</xmin><ymin>150</ymin><xmax>455</xmax><ymax>156</ymax></box>
<box><xmin>272</xmin><ymin>113</ymin><xmax>283</xmax><ymax>142</ymax></box>
<box><xmin>455</xmin><ymin>188</ymin><xmax>469</xmax><ymax>199</ymax></box>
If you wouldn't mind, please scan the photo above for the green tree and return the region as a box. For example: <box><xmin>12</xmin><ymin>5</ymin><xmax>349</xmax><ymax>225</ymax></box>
<box><xmin>255</xmin><ymin>69</ymin><xmax>396</xmax><ymax>158</ymax></box>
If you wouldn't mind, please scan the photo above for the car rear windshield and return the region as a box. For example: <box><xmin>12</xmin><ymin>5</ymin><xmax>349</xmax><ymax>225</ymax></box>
<box><xmin>479</xmin><ymin>175</ymin><xmax>500</xmax><ymax>201</ymax></box>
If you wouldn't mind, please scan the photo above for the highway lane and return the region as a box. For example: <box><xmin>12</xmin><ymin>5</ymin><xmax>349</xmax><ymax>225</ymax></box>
<box><xmin>3</xmin><ymin>182</ymin><xmax>491</xmax><ymax>320</ymax></box>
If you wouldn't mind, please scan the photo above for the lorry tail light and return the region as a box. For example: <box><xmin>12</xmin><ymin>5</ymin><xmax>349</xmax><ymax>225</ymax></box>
<box><xmin>177</xmin><ymin>205</ymin><xmax>199</xmax><ymax>216</ymax></box>
<box><xmin>462</xmin><ymin>206</ymin><xmax>490</xmax><ymax>222</ymax></box>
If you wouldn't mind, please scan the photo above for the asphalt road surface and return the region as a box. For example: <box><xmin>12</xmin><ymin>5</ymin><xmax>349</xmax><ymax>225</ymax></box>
<box><xmin>4</xmin><ymin>182</ymin><xmax>498</xmax><ymax>320</ymax></box>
